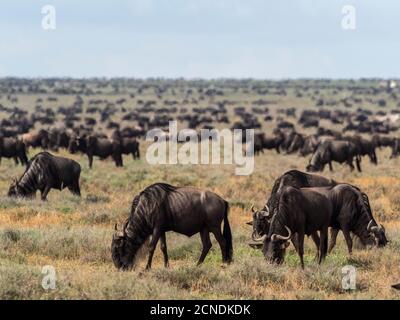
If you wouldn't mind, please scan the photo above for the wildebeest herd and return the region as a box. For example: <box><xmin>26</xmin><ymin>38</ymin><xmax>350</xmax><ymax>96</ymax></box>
<box><xmin>1</xmin><ymin>78</ymin><xmax>400</xmax><ymax>294</ymax></box>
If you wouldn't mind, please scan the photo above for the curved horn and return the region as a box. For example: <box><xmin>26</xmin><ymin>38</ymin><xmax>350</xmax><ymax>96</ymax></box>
<box><xmin>252</xmin><ymin>232</ymin><xmax>267</xmax><ymax>242</ymax></box>
<box><xmin>380</xmin><ymin>224</ymin><xmax>385</xmax><ymax>232</ymax></box>
<box><xmin>251</xmin><ymin>205</ymin><xmax>256</xmax><ymax>213</ymax></box>
<box><xmin>114</xmin><ymin>223</ymin><xmax>118</xmax><ymax>231</ymax></box>
<box><xmin>367</xmin><ymin>220</ymin><xmax>379</xmax><ymax>232</ymax></box>
<box><xmin>271</xmin><ymin>226</ymin><xmax>292</xmax><ymax>242</ymax></box>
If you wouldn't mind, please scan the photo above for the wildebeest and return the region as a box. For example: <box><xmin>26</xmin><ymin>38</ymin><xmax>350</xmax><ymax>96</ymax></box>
<box><xmin>8</xmin><ymin>152</ymin><xmax>81</xmax><ymax>200</ymax></box>
<box><xmin>249</xmin><ymin>170</ymin><xmax>337</xmax><ymax>250</ymax></box>
<box><xmin>0</xmin><ymin>137</ymin><xmax>28</xmax><ymax>165</ymax></box>
<box><xmin>111</xmin><ymin>183</ymin><xmax>232</xmax><ymax>270</ymax></box>
<box><xmin>344</xmin><ymin>135</ymin><xmax>378</xmax><ymax>165</ymax></box>
<box><xmin>262</xmin><ymin>183</ymin><xmax>387</xmax><ymax>268</ymax></box>
<box><xmin>111</xmin><ymin>130</ymin><xmax>140</xmax><ymax>160</ymax></box>
<box><xmin>249</xmin><ymin>170</ymin><xmax>387</xmax><ymax>253</ymax></box>
<box><xmin>262</xmin><ymin>186</ymin><xmax>333</xmax><ymax>268</ymax></box>
<box><xmin>306</xmin><ymin>140</ymin><xmax>361</xmax><ymax>172</ymax></box>
<box><xmin>321</xmin><ymin>184</ymin><xmax>388</xmax><ymax>253</ymax></box>
<box><xmin>22</xmin><ymin>129</ymin><xmax>49</xmax><ymax>149</ymax></box>
<box><xmin>69</xmin><ymin>134</ymin><xmax>123</xmax><ymax>168</ymax></box>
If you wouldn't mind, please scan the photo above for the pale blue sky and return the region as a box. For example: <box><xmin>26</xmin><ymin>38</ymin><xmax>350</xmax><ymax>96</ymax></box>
<box><xmin>1</xmin><ymin>0</ymin><xmax>399</xmax><ymax>78</ymax></box>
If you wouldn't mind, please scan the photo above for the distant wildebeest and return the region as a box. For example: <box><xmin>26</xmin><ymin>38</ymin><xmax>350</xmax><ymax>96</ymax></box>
<box><xmin>69</xmin><ymin>134</ymin><xmax>123</xmax><ymax>168</ymax></box>
<box><xmin>306</xmin><ymin>140</ymin><xmax>361</xmax><ymax>172</ymax></box>
<box><xmin>111</xmin><ymin>183</ymin><xmax>233</xmax><ymax>270</ymax></box>
<box><xmin>0</xmin><ymin>137</ymin><xmax>28</xmax><ymax>165</ymax></box>
<box><xmin>48</xmin><ymin>128</ymin><xmax>70</xmax><ymax>151</ymax></box>
<box><xmin>344</xmin><ymin>135</ymin><xmax>378</xmax><ymax>165</ymax></box>
<box><xmin>111</xmin><ymin>130</ymin><xmax>140</xmax><ymax>160</ymax></box>
<box><xmin>8</xmin><ymin>152</ymin><xmax>81</xmax><ymax>200</ymax></box>
<box><xmin>22</xmin><ymin>129</ymin><xmax>49</xmax><ymax>149</ymax></box>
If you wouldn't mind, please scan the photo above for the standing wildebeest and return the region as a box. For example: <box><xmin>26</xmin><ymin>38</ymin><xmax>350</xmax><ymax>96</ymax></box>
<box><xmin>306</xmin><ymin>140</ymin><xmax>361</xmax><ymax>172</ymax></box>
<box><xmin>344</xmin><ymin>135</ymin><xmax>378</xmax><ymax>165</ymax></box>
<box><xmin>111</xmin><ymin>130</ymin><xmax>140</xmax><ymax>160</ymax></box>
<box><xmin>0</xmin><ymin>137</ymin><xmax>28</xmax><ymax>165</ymax></box>
<box><xmin>8</xmin><ymin>152</ymin><xmax>81</xmax><ymax>200</ymax></box>
<box><xmin>22</xmin><ymin>129</ymin><xmax>49</xmax><ymax>149</ymax></box>
<box><xmin>111</xmin><ymin>183</ymin><xmax>233</xmax><ymax>270</ymax></box>
<box><xmin>69</xmin><ymin>134</ymin><xmax>123</xmax><ymax>168</ymax></box>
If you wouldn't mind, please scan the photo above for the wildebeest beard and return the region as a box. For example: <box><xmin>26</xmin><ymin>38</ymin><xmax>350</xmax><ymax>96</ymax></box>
<box><xmin>111</xmin><ymin>184</ymin><xmax>176</xmax><ymax>270</ymax></box>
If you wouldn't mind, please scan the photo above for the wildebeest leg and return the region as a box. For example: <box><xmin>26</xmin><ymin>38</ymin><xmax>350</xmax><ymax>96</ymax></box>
<box><xmin>297</xmin><ymin>232</ymin><xmax>305</xmax><ymax>269</ymax></box>
<box><xmin>328</xmin><ymin>228</ymin><xmax>339</xmax><ymax>253</ymax></box>
<box><xmin>342</xmin><ymin>227</ymin><xmax>353</xmax><ymax>255</ymax></box>
<box><xmin>197</xmin><ymin>229</ymin><xmax>212</xmax><ymax>265</ymax></box>
<box><xmin>160</xmin><ymin>232</ymin><xmax>169</xmax><ymax>268</ymax></box>
<box><xmin>88</xmin><ymin>154</ymin><xmax>93</xmax><ymax>169</ymax></box>
<box><xmin>14</xmin><ymin>157</ymin><xmax>19</xmax><ymax>165</ymax></box>
<box><xmin>211</xmin><ymin>228</ymin><xmax>228</xmax><ymax>263</ymax></box>
<box><xmin>311</xmin><ymin>232</ymin><xmax>320</xmax><ymax>260</ymax></box>
<box><xmin>355</xmin><ymin>156</ymin><xmax>362</xmax><ymax>172</ymax></box>
<box><xmin>328</xmin><ymin>161</ymin><xmax>333</xmax><ymax>171</ymax></box>
<box><xmin>348</xmin><ymin>159</ymin><xmax>355</xmax><ymax>171</ymax></box>
<box><xmin>41</xmin><ymin>185</ymin><xmax>51</xmax><ymax>201</ymax></box>
<box><xmin>68</xmin><ymin>183</ymin><xmax>81</xmax><ymax>197</ymax></box>
<box><xmin>373</xmin><ymin>151</ymin><xmax>378</xmax><ymax>165</ymax></box>
<box><xmin>146</xmin><ymin>228</ymin><xmax>161</xmax><ymax>270</ymax></box>
<box><xmin>318</xmin><ymin>228</ymin><xmax>328</xmax><ymax>264</ymax></box>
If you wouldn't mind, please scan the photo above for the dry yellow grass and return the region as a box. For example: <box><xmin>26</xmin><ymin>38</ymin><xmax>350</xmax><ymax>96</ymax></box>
<box><xmin>1</xmin><ymin>144</ymin><xmax>400</xmax><ymax>300</ymax></box>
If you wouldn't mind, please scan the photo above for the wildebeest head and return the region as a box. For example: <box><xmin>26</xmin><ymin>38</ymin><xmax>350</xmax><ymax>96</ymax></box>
<box><xmin>263</xmin><ymin>225</ymin><xmax>291</xmax><ymax>264</ymax></box>
<box><xmin>111</xmin><ymin>222</ymin><xmax>137</xmax><ymax>270</ymax></box>
<box><xmin>68</xmin><ymin>135</ymin><xmax>86</xmax><ymax>154</ymax></box>
<box><xmin>367</xmin><ymin>220</ymin><xmax>388</xmax><ymax>247</ymax></box>
<box><xmin>249</xmin><ymin>205</ymin><xmax>272</xmax><ymax>241</ymax></box>
<box><xmin>7</xmin><ymin>178</ymin><xmax>20</xmax><ymax>197</ymax></box>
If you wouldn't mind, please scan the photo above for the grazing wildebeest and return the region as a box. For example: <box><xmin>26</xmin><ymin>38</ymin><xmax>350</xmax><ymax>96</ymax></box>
<box><xmin>111</xmin><ymin>183</ymin><xmax>232</xmax><ymax>270</ymax></box>
<box><xmin>259</xmin><ymin>183</ymin><xmax>387</xmax><ymax>265</ymax></box>
<box><xmin>8</xmin><ymin>152</ymin><xmax>81</xmax><ymax>200</ymax></box>
<box><xmin>249</xmin><ymin>170</ymin><xmax>387</xmax><ymax>253</ymax></box>
<box><xmin>306</xmin><ymin>140</ymin><xmax>361</xmax><ymax>172</ymax></box>
<box><xmin>319</xmin><ymin>184</ymin><xmax>388</xmax><ymax>254</ymax></box>
<box><xmin>262</xmin><ymin>186</ymin><xmax>333</xmax><ymax>268</ymax></box>
<box><xmin>0</xmin><ymin>137</ymin><xmax>28</xmax><ymax>165</ymax></box>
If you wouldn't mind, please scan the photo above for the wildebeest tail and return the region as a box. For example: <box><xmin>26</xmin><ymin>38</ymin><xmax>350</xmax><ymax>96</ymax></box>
<box><xmin>222</xmin><ymin>201</ymin><xmax>233</xmax><ymax>262</ymax></box>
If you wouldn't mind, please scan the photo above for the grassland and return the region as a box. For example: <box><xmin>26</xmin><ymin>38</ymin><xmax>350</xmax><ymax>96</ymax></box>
<box><xmin>1</xmin><ymin>80</ymin><xmax>400</xmax><ymax>299</ymax></box>
<box><xmin>1</xmin><ymin>145</ymin><xmax>400</xmax><ymax>299</ymax></box>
